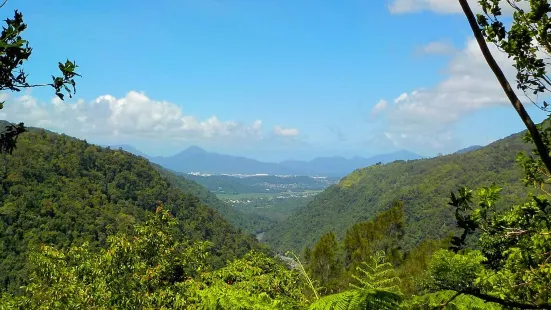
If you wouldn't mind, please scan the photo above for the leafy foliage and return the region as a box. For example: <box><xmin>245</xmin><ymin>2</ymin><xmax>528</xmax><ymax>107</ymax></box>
<box><xmin>396</xmin><ymin>238</ymin><xmax>450</xmax><ymax>296</ymax></box>
<box><xmin>406</xmin><ymin>290</ymin><xmax>501</xmax><ymax>310</ymax></box>
<box><xmin>300</xmin><ymin>204</ymin><xmax>444</xmax><ymax>300</ymax></box>
<box><xmin>350</xmin><ymin>251</ymin><xmax>402</xmax><ymax>294</ymax></box>
<box><xmin>307</xmin><ymin>251</ymin><xmax>403</xmax><ymax>310</ymax></box>
<box><xmin>431</xmin><ymin>185</ymin><xmax>551</xmax><ymax>308</ymax></box>
<box><xmin>3</xmin><ymin>1</ymin><xmax>551</xmax><ymax>308</ymax></box>
<box><xmin>303</xmin><ymin>232</ymin><xmax>344</xmax><ymax>295</ymax></box>
<box><xmin>344</xmin><ymin>201</ymin><xmax>405</xmax><ymax>268</ymax></box>
<box><xmin>0</xmin><ymin>205</ymin><xmax>306</xmax><ymax>310</ymax></box>
<box><xmin>1</xmin><ymin>205</ymin><xmax>211</xmax><ymax>309</ymax></box>
<box><xmin>475</xmin><ymin>0</ymin><xmax>551</xmax><ymax>110</ymax></box>
<box><xmin>308</xmin><ymin>289</ymin><xmax>401</xmax><ymax>310</ymax></box>
<box><xmin>425</xmin><ymin>120</ymin><xmax>551</xmax><ymax>308</ymax></box>
<box><xmin>190</xmin><ymin>251</ymin><xmax>307</xmax><ymax>309</ymax></box>
<box><xmin>0</xmin><ymin>125</ymin><xmax>261</xmax><ymax>293</ymax></box>
<box><xmin>0</xmin><ymin>9</ymin><xmax>79</xmax><ymax>154</ymax></box>
<box><xmin>264</xmin><ymin>132</ymin><xmax>531</xmax><ymax>255</ymax></box>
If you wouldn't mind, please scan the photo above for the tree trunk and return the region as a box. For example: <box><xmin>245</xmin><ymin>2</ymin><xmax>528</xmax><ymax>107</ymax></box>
<box><xmin>458</xmin><ymin>0</ymin><xmax>551</xmax><ymax>174</ymax></box>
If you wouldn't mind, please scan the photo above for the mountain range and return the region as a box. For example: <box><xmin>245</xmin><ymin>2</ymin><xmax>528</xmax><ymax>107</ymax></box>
<box><xmin>110</xmin><ymin>145</ymin><xmax>425</xmax><ymax>177</ymax></box>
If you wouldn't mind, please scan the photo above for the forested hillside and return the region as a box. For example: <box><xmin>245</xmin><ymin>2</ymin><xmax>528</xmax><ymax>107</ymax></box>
<box><xmin>0</xmin><ymin>125</ymin><xmax>262</xmax><ymax>293</ymax></box>
<box><xmin>108</xmin><ymin>145</ymin><xmax>273</xmax><ymax>234</ymax></box>
<box><xmin>263</xmin><ymin>131</ymin><xmax>532</xmax><ymax>254</ymax></box>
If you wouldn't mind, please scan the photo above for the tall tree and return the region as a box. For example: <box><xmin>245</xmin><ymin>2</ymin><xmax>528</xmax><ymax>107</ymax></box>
<box><xmin>459</xmin><ymin>0</ymin><xmax>551</xmax><ymax>173</ymax></box>
<box><xmin>305</xmin><ymin>232</ymin><xmax>344</xmax><ymax>295</ymax></box>
<box><xmin>426</xmin><ymin>2</ymin><xmax>551</xmax><ymax>308</ymax></box>
<box><xmin>0</xmin><ymin>6</ymin><xmax>79</xmax><ymax>154</ymax></box>
<box><xmin>343</xmin><ymin>201</ymin><xmax>405</xmax><ymax>269</ymax></box>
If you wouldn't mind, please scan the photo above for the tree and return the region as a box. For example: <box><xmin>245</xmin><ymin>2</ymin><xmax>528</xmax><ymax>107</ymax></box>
<box><xmin>431</xmin><ymin>184</ymin><xmax>551</xmax><ymax>308</ymax></box>
<box><xmin>192</xmin><ymin>251</ymin><xmax>307</xmax><ymax>309</ymax></box>
<box><xmin>343</xmin><ymin>201</ymin><xmax>405</xmax><ymax>269</ymax></box>
<box><xmin>0</xmin><ymin>6</ymin><xmax>79</xmax><ymax>154</ymax></box>
<box><xmin>459</xmin><ymin>0</ymin><xmax>551</xmax><ymax>175</ymax></box>
<box><xmin>421</xmin><ymin>1</ymin><xmax>551</xmax><ymax>307</ymax></box>
<box><xmin>0</xmin><ymin>204</ymin><xmax>213</xmax><ymax>309</ymax></box>
<box><xmin>0</xmin><ymin>204</ymin><xmax>307</xmax><ymax>310</ymax></box>
<box><xmin>304</xmin><ymin>232</ymin><xmax>344</xmax><ymax>295</ymax></box>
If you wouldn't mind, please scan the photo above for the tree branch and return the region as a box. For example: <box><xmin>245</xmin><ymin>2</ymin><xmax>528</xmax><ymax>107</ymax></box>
<box><xmin>458</xmin><ymin>0</ymin><xmax>551</xmax><ymax>175</ymax></box>
<box><xmin>462</xmin><ymin>289</ymin><xmax>551</xmax><ymax>309</ymax></box>
<box><xmin>503</xmin><ymin>228</ymin><xmax>551</xmax><ymax>238</ymax></box>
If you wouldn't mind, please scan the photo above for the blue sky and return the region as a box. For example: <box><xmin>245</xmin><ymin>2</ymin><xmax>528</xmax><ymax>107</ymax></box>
<box><xmin>0</xmin><ymin>0</ymin><xmax>546</xmax><ymax>161</ymax></box>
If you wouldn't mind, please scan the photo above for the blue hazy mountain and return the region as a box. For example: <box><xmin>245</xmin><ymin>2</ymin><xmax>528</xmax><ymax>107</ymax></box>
<box><xmin>113</xmin><ymin>145</ymin><xmax>425</xmax><ymax>177</ymax></box>
<box><xmin>279</xmin><ymin>150</ymin><xmax>424</xmax><ymax>176</ymax></box>
<box><xmin>148</xmin><ymin>146</ymin><xmax>294</xmax><ymax>175</ymax></box>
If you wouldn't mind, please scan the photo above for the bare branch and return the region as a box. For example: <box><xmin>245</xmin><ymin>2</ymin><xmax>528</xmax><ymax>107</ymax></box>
<box><xmin>458</xmin><ymin>0</ymin><xmax>551</xmax><ymax>175</ymax></box>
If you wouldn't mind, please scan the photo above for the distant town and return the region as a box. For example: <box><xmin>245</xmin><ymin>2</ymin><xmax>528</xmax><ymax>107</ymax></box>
<box><xmin>186</xmin><ymin>172</ymin><xmax>332</xmax><ymax>179</ymax></box>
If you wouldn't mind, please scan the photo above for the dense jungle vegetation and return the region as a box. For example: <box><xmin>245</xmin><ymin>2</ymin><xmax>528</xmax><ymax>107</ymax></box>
<box><xmin>1</xmin><ymin>0</ymin><xmax>551</xmax><ymax>309</ymax></box>
<box><xmin>263</xmin><ymin>131</ymin><xmax>532</xmax><ymax>254</ymax></box>
<box><xmin>0</xmin><ymin>126</ymin><xmax>263</xmax><ymax>293</ymax></box>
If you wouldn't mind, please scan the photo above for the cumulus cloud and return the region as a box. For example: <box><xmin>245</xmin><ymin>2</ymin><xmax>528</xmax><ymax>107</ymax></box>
<box><xmin>416</xmin><ymin>40</ymin><xmax>457</xmax><ymax>56</ymax></box>
<box><xmin>273</xmin><ymin>125</ymin><xmax>299</xmax><ymax>137</ymax></box>
<box><xmin>375</xmin><ymin>37</ymin><xmax>520</xmax><ymax>151</ymax></box>
<box><xmin>388</xmin><ymin>0</ymin><xmax>526</xmax><ymax>14</ymax></box>
<box><xmin>371</xmin><ymin>99</ymin><xmax>389</xmax><ymax>116</ymax></box>
<box><xmin>0</xmin><ymin>90</ymin><xmax>265</xmax><ymax>142</ymax></box>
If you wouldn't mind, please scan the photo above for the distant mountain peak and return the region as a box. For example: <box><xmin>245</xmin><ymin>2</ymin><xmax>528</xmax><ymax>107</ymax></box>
<box><xmin>115</xmin><ymin>143</ymin><xmax>424</xmax><ymax>177</ymax></box>
<box><xmin>185</xmin><ymin>145</ymin><xmax>207</xmax><ymax>153</ymax></box>
<box><xmin>177</xmin><ymin>146</ymin><xmax>208</xmax><ymax>157</ymax></box>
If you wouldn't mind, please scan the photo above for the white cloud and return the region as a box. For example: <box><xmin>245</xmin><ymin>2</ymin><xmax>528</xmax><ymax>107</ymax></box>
<box><xmin>388</xmin><ymin>0</ymin><xmax>527</xmax><ymax>14</ymax></box>
<box><xmin>394</xmin><ymin>93</ymin><xmax>408</xmax><ymax>104</ymax></box>
<box><xmin>376</xmin><ymin>37</ymin><xmax>522</xmax><ymax>151</ymax></box>
<box><xmin>371</xmin><ymin>99</ymin><xmax>388</xmax><ymax>116</ymax></box>
<box><xmin>389</xmin><ymin>0</ymin><xmax>461</xmax><ymax>14</ymax></box>
<box><xmin>0</xmin><ymin>90</ymin><xmax>266</xmax><ymax>142</ymax></box>
<box><xmin>416</xmin><ymin>40</ymin><xmax>457</xmax><ymax>56</ymax></box>
<box><xmin>273</xmin><ymin>125</ymin><xmax>299</xmax><ymax>137</ymax></box>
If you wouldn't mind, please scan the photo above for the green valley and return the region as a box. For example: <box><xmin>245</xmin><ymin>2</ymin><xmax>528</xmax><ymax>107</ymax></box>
<box><xmin>184</xmin><ymin>173</ymin><xmax>338</xmax><ymax>195</ymax></box>
<box><xmin>263</xmin><ymin>132</ymin><xmax>532</xmax><ymax>254</ymax></box>
<box><xmin>2</xmin><ymin>0</ymin><xmax>551</xmax><ymax>309</ymax></box>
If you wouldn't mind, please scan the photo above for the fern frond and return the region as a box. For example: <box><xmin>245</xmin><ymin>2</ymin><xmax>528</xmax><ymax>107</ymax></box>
<box><xmin>350</xmin><ymin>252</ymin><xmax>402</xmax><ymax>294</ymax></box>
<box><xmin>308</xmin><ymin>289</ymin><xmax>402</xmax><ymax>310</ymax></box>
<box><xmin>308</xmin><ymin>290</ymin><xmax>363</xmax><ymax>310</ymax></box>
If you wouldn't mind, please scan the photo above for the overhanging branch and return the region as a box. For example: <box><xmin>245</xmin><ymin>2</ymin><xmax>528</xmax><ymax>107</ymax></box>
<box><xmin>462</xmin><ymin>289</ymin><xmax>551</xmax><ymax>309</ymax></box>
<box><xmin>458</xmin><ymin>0</ymin><xmax>551</xmax><ymax>175</ymax></box>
